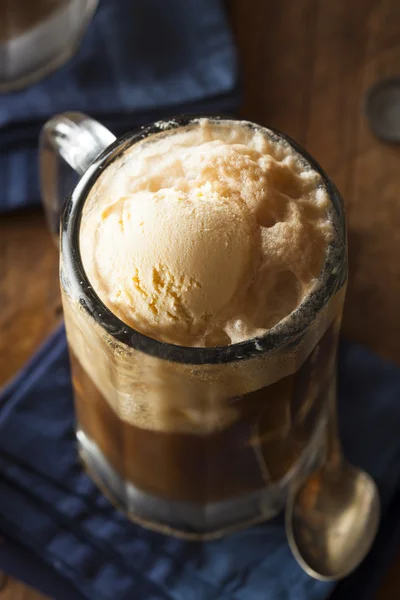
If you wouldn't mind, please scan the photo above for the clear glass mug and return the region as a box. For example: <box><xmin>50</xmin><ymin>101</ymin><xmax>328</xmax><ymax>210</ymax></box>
<box><xmin>39</xmin><ymin>112</ymin><xmax>347</xmax><ymax>539</ymax></box>
<box><xmin>0</xmin><ymin>0</ymin><xmax>98</xmax><ymax>92</ymax></box>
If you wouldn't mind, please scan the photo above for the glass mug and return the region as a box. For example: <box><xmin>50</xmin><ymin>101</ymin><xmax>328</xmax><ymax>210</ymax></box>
<box><xmin>0</xmin><ymin>0</ymin><xmax>97</xmax><ymax>92</ymax></box>
<box><xmin>39</xmin><ymin>113</ymin><xmax>347</xmax><ymax>539</ymax></box>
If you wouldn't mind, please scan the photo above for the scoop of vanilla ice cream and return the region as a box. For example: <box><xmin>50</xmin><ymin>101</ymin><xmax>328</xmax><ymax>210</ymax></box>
<box><xmin>79</xmin><ymin>118</ymin><xmax>331</xmax><ymax>346</ymax></box>
<box><xmin>80</xmin><ymin>182</ymin><xmax>254</xmax><ymax>344</ymax></box>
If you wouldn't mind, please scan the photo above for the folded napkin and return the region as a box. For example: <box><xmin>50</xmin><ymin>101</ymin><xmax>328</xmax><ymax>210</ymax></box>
<box><xmin>0</xmin><ymin>326</ymin><xmax>400</xmax><ymax>600</ymax></box>
<box><xmin>0</xmin><ymin>0</ymin><xmax>239</xmax><ymax>212</ymax></box>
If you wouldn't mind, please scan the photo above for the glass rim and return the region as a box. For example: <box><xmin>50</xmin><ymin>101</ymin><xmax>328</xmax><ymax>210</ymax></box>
<box><xmin>61</xmin><ymin>114</ymin><xmax>347</xmax><ymax>365</ymax></box>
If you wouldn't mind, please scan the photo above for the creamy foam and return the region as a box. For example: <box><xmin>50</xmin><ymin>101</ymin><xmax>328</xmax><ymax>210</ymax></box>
<box><xmin>79</xmin><ymin>119</ymin><xmax>332</xmax><ymax>347</ymax></box>
<box><xmin>63</xmin><ymin>287</ymin><xmax>343</xmax><ymax>433</ymax></box>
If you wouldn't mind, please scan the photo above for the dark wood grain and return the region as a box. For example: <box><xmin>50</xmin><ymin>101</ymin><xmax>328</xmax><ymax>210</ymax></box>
<box><xmin>2</xmin><ymin>0</ymin><xmax>400</xmax><ymax>597</ymax></box>
<box><xmin>0</xmin><ymin>577</ymin><xmax>47</xmax><ymax>600</ymax></box>
<box><xmin>229</xmin><ymin>0</ymin><xmax>400</xmax><ymax>366</ymax></box>
<box><xmin>0</xmin><ymin>209</ymin><xmax>60</xmax><ymax>385</ymax></box>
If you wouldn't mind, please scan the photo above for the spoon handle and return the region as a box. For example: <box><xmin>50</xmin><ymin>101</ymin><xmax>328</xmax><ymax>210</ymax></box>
<box><xmin>324</xmin><ymin>380</ymin><xmax>342</xmax><ymax>472</ymax></box>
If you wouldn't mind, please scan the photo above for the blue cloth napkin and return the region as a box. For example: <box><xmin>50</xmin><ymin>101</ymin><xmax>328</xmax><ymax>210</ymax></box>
<box><xmin>0</xmin><ymin>0</ymin><xmax>239</xmax><ymax>212</ymax></box>
<box><xmin>0</xmin><ymin>326</ymin><xmax>400</xmax><ymax>600</ymax></box>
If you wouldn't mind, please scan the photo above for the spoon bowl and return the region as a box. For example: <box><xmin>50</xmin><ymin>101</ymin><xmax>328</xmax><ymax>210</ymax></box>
<box><xmin>286</xmin><ymin>459</ymin><xmax>380</xmax><ymax>580</ymax></box>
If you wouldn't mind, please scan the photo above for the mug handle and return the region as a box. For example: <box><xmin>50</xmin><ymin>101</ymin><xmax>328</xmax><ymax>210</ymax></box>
<box><xmin>39</xmin><ymin>112</ymin><xmax>116</xmax><ymax>241</ymax></box>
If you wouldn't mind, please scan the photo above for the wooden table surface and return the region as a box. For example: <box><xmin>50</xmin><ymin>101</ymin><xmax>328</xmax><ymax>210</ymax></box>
<box><xmin>1</xmin><ymin>0</ymin><xmax>400</xmax><ymax>597</ymax></box>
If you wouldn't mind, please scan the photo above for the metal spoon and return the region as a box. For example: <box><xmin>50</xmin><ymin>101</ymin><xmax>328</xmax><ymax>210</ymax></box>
<box><xmin>285</xmin><ymin>393</ymin><xmax>380</xmax><ymax>580</ymax></box>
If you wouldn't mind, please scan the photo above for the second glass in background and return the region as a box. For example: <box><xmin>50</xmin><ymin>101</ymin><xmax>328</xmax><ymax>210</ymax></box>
<box><xmin>0</xmin><ymin>0</ymin><xmax>98</xmax><ymax>92</ymax></box>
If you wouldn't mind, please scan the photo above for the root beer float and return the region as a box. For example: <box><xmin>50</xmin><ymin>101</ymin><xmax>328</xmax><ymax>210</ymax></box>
<box><xmin>61</xmin><ymin>117</ymin><xmax>347</xmax><ymax>538</ymax></box>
